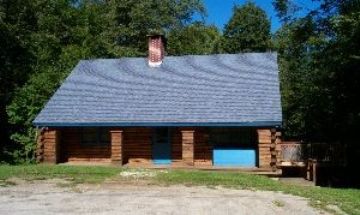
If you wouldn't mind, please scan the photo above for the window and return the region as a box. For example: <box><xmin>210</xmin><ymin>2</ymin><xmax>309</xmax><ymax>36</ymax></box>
<box><xmin>81</xmin><ymin>128</ymin><xmax>110</xmax><ymax>146</ymax></box>
<box><xmin>209</xmin><ymin>128</ymin><xmax>256</xmax><ymax>148</ymax></box>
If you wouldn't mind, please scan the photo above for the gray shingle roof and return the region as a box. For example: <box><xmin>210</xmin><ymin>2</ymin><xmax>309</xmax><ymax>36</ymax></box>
<box><xmin>33</xmin><ymin>53</ymin><xmax>282</xmax><ymax>127</ymax></box>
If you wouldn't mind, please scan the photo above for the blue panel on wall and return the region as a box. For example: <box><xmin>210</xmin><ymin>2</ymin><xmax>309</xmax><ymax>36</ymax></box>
<box><xmin>213</xmin><ymin>149</ymin><xmax>256</xmax><ymax>167</ymax></box>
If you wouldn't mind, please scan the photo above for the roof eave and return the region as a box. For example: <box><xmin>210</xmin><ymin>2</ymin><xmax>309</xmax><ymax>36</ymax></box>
<box><xmin>33</xmin><ymin>121</ymin><xmax>282</xmax><ymax>127</ymax></box>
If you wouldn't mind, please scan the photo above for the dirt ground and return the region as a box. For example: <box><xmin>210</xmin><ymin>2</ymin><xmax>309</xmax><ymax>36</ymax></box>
<box><xmin>0</xmin><ymin>179</ymin><xmax>329</xmax><ymax>215</ymax></box>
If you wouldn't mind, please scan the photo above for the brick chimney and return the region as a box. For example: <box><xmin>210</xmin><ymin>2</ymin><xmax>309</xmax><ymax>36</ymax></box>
<box><xmin>148</xmin><ymin>34</ymin><xmax>165</xmax><ymax>67</ymax></box>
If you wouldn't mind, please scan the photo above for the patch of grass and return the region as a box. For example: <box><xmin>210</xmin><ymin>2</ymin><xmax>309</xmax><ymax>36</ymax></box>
<box><xmin>155</xmin><ymin>170</ymin><xmax>279</xmax><ymax>189</ymax></box>
<box><xmin>0</xmin><ymin>180</ymin><xmax>17</xmax><ymax>187</ymax></box>
<box><xmin>155</xmin><ymin>170</ymin><xmax>360</xmax><ymax>215</ymax></box>
<box><xmin>272</xmin><ymin>200</ymin><xmax>285</xmax><ymax>207</ymax></box>
<box><xmin>0</xmin><ymin>164</ymin><xmax>122</xmax><ymax>184</ymax></box>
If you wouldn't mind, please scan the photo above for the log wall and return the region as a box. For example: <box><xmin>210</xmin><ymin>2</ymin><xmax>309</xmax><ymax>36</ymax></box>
<box><xmin>36</xmin><ymin>128</ymin><xmax>45</xmax><ymax>163</ymax></box>
<box><xmin>111</xmin><ymin>130</ymin><xmax>123</xmax><ymax>164</ymax></box>
<box><xmin>61</xmin><ymin>128</ymin><xmax>111</xmax><ymax>162</ymax></box>
<box><xmin>122</xmin><ymin>127</ymin><xmax>152</xmax><ymax>165</ymax></box>
<box><xmin>257</xmin><ymin>129</ymin><xmax>272</xmax><ymax>168</ymax></box>
<box><xmin>257</xmin><ymin>128</ymin><xmax>281</xmax><ymax>169</ymax></box>
<box><xmin>171</xmin><ymin>128</ymin><xmax>212</xmax><ymax>166</ymax></box>
<box><xmin>194</xmin><ymin>128</ymin><xmax>212</xmax><ymax>166</ymax></box>
<box><xmin>36</xmin><ymin>127</ymin><xmax>277</xmax><ymax>169</ymax></box>
<box><xmin>39</xmin><ymin>128</ymin><xmax>60</xmax><ymax>163</ymax></box>
<box><xmin>181</xmin><ymin>129</ymin><xmax>195</xmax><ymax>166</ymax></box>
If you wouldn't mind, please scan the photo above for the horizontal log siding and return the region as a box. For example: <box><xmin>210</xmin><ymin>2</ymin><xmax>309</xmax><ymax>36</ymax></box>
<box><xmin>61</xmin><ymin>128</ymin><xmax>111</xmax><ymax>162</ymax></box>
<box><xmin>110</xmin><ymin>130</ymin><xmax>123</xmax><ymax>164</ymax></box>
<box><xmin>37</xmin><ymin>127</ymin><xmax>274</xmax><ymax>169</ymax></box>
<box><xmin>181</xmin><ymin>129</ymin><xmax>195</xmax><ymax>166</ymax></box>
<box><xmin>123</xmin><ymin>127</ymin><xmax>152</xmax><ymax>164</ymax></box>
<box><xmin>119</xmin><ymin>127</ymin><xmax>211</xmax><ymax>166</ymax></box>
<box><xmin>257</xmin><ymin>129</ymin><xmax>271</xmax><ymax>168</ymax></box>
<box><xmin>194</xmin><ymin>128</ymin><xmax>212</xmax><ymax>166</ymax></box>
<box><xmin>42</xmin><ymin>128</ymin><xmax>60</xmax><ymax>163</ymax></box>
<box><xmin>36</xmin><ymin>129</ymin><xmax>45</xmax><ymax>163</ymax></box>
<box><xmin>257</xmin><ymin>128</ymin><xmax>280</xmax><ymax>169</ymax></box>
<box><xmin>172</xmin><ymin>128</ymin><xmax>212</xmax><ymax>167</ymax></box>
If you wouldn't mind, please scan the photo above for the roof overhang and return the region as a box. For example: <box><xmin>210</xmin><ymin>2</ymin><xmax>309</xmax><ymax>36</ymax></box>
<box><xmin>33</xmin><ymin>121</ymin><xmax>282</xmax><ymax>127</ymax></box>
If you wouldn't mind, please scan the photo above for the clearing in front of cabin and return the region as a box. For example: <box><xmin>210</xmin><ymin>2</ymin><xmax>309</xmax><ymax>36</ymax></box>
<box><xmin>0</xmin><ymin>165</ymin><xmax>358</xmax><ymax>214</ymax></box>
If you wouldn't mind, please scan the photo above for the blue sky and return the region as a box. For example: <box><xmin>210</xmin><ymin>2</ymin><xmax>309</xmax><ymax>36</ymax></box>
<box><xmin>199</xmin><ymin>0</ymin><xmax>320</xmax><ymax>33</ymax></box>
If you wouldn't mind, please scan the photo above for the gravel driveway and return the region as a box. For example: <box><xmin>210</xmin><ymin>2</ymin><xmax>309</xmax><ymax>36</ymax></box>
<box><xmin>0</xmin><ymin>179</ymin><xmax>328</xmax><ymax>215</ymax></box>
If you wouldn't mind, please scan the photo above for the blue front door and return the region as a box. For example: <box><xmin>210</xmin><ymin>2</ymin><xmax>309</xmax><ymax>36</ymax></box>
<box><xmin>152</xmin><ymin>128</ymin><xmax>171</xmax><ymax>165</ymax></box>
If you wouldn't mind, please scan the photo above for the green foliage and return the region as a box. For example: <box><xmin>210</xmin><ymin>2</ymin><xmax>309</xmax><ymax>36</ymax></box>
<box><xmin>274</xmin><ymin>18</ymin><xmax>320</xmax><ymax>139</ymax></box>
<box><xmin>3</xmin><ymin>0</ymin><xmax>111</xmax><ymax>163</ymax></box>
<box><xmin>107</xmin><ymin>0</ymin><xmax>206</xmax><ymax>55</ymax></box>
<box><xmin>0</xmin><ymin>0</ymin><xmax>38</xmax><ymax>161</ymax></box>
<box><xmin>274</xmin><ymin>0</ymin><xmax>360</xmax><ymax>143</ymax></box>
<box><xmin>221</xmin><ymin>2</ymin><xmax>271</xmax><ymax>53</ymax></box>
<box><xmin>167</xmin><ymin>22</ymin><xmax>220</xmax><ymax>55</ymax></box>
<box><xmin>272</xmin><ymin>0</ymin><xmax>301</xmax><ymax>23</ymax></box>
<box><xmin>1</xmin><ymin>0</ymin><xmax>206</xmax><ymax>163</ymax></box>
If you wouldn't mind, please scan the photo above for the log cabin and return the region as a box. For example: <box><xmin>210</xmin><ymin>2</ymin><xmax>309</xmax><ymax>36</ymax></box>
<box><xmin>33</xmin><ymin>35</ymin><xmax>282</xmax><ymax>170</ymax></box>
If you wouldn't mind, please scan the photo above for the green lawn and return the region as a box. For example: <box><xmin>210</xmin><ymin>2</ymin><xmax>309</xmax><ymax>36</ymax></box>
<box><xmin>0</xmin><ymin>165</ymin><xmax>359</xmax><ymax>215</ymax></box>
<box><xmin>0</xmin><ymin>164</ymin><xmax>122</xmax><ymax>184</ymax></box>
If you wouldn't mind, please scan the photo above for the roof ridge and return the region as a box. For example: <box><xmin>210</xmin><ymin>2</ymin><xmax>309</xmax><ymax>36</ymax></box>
<box><xmin>79</xmin><ymin>52</ymin><xmax>277</xmax><ymax>62</ymax></box>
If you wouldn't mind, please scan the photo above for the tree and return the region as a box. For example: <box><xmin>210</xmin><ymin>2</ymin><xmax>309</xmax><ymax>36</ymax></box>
<box><xmin>4</xmin><ymin>0</ymin><xmax>114</xmax><ymax>163</ymax></box>
<box><xmin>274</xmin><ymin>18</ymin><xmax>321</xmax><ymax>139</ymax></box>
<box><xmin>273</xmin><ymin>0</ymin><xmax>360</xmax><ymax>143</ymax></box>
<box><xmin>167</xmin><ymin>22</ymin><xmax>220</xmax><ymax>55</ymax></box>
<box><xmin>0</xmin><ymin>0</ymin><xmax>37</xmax><ymax>162</ymax></box>
<box><xmin>3</xmin><ymin>0</ymin><xmax>207</xmax><ymax>163</ymax></box>
<box><xmin>221</xmin><ymin>1</ymin><xmax>271</xmax><ymax>53</ymax></box>
<box><xmin>106</xmin><ymin>0</ymin><xmax>206</xmax><ymax>56</ymax></box>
